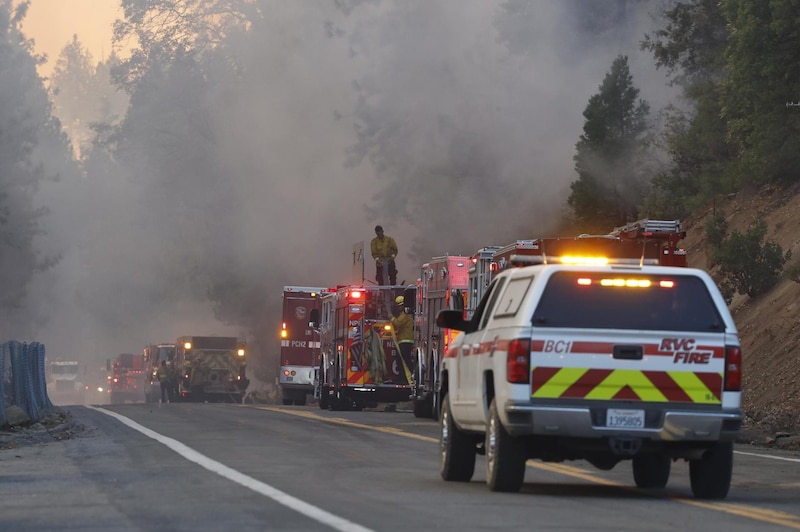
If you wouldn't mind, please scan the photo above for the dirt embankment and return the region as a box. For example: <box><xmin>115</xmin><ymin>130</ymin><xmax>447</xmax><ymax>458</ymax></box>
<box><xmin>681</xmin><ymin>183</ymin><xmax>800</xmax><ymax>449</ymax></box>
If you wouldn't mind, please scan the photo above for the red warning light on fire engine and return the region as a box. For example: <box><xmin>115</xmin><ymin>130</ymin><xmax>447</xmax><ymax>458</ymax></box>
<box><xmin>348</xmin><ymin>290</ymin><xmax>365</xmax><ymax>301</ymax></box>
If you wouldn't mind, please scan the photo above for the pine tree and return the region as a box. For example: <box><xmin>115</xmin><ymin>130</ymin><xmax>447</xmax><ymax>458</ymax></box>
<box><xmin>568</xmin><ymin>55</ymin><xmax>651</xmax><ymax>232</ymax></box>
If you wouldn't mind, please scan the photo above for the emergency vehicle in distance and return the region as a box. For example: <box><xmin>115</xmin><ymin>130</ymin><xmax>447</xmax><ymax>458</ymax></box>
<box><xmin>279</xmin><ymin>286</ymin><xmax>331</xmax><ymax>406</ymax></box>
<box><xmin>107</xmin><ymin>353</ymin><xmax>145</xmax><ymax>403</ymax></box>
<box><xmin>412</xmin><ymin>255</ymin><xmax>470</xmax><ymax>419</ymax></box>
<box><xmin>436</xmin><ymin>253</ymin><xmax>742</xmax><ymax>498</ymax></box>
<box><xmin>142</xmin><ymin>343</ymin><xmax>177</xmax><ymax>403</ymax></box>
<box><xmin>46</xmin><ymin>360</ymin><xmax>85</xmax><ymax>404</ymax></box>
<box><xmin>174</xmin><ymin>336</ymin><xmax>249</xmax><ymax>403</ymax></box>
<box><xmin>314</xmin><ymin>284</ymin><xmax>417</xmax><ymax>410</ymax></box>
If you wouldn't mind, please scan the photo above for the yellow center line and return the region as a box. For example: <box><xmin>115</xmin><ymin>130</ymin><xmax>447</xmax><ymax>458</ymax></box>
<box><xmin>254</xmin><ymin>406</ymin><xmax>800</xmax><ymax>529</ymax></box>
<box><xmin>254</xmin><ymin>406</ymin><xmax>438</xmax><ymax>443</ymax></box>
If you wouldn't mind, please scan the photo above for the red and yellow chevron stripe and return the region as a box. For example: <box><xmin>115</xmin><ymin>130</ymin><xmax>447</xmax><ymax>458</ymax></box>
<box><xmin>531</xmin><ymin>366</ymin><xmax>722</xmax><ymax>404</ymax></box>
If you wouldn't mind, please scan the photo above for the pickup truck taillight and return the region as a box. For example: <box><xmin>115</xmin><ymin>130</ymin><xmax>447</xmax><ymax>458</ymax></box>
<box><xmin>723</xmin><ymin>345</ymin><xmax>742</xmax><ymax>391</ymax></box>
<box><xmin>507</xmin><ymin>339</ymin><xmax>531</xmax><ymax>384</ymax></box>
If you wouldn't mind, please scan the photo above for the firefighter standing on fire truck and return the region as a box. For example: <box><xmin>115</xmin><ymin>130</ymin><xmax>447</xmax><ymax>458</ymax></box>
<box><xmin>391</xmin><ymin>296</ymin><xmax>414</xmax><ymax>373</ymax></box>
<box><xmin>370</xmin><ymin>225</ymin><xmax>398</xmax><ymax>285</ymax></box>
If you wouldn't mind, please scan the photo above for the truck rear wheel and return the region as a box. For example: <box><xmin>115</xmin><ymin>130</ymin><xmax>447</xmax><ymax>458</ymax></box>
<box><xmin>431</xmin><ymin>390</ymin><xmax>440</xmax><ymax>421</ymax></box>
<box><xmin>689</xmin><ymin>442</ymin><xmax>733</xmax><ymax>499</ymax></box>
<box><xmin>413</xmin><ymin>396</ymin><xmax>432</xmax><ymax>418</ymax></box>
<box><xmin>319</xmin><ymin>386</ymin><xmax>329</xmax><ymax>410</ymax></box>
<box><xmin>632</xmin><ymin>453</ymin><xmax>671</xmax><ymax>489</ymax></box>
<box><xmin>486</xmin><ymin>399</ymin><xmax>526</xmax><ymax>492</ymax></box>
<box><xmin>440</xmin><ymin>393</ymin><xmax>475</xmax><ymax>482</ymax></box>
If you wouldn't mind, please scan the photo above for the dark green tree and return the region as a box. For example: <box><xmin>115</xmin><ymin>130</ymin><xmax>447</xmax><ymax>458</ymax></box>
<box><xmin>705</xmin><ymin>207</ymin><xmax>728</xmax><ymax>258</ymax></box>
<box><xmin>720</xmin><ymin>0</ymin><xmax>800</xmax><ymax>185</ymax></box>
<box><xmin>0</xmin><ymin>0</ymin><xmax>67</xmax><ymax>336</ymax></box>
<box><xmin>641</xmin><ymin>0</ymin><xmax>735</xmax><ymax>216</ymax></box>
<box><xmin>50</xmin><ymin>38</ymin><xmax>129</xmax><ymax>161</ymax></box>
<box><xmin>713</xmin><ymin>220</ymin><xmax>790</xmax><ymax>298</ymax></box>
<box><xmin>112</xmin><ymin>0</ymin><xmax>255</xmax><ymax>90</ymax></box>
<box><xmin>49</xmin><ymin>36</ymin><xmax>96</xmax><ymax>160</ymax></box>
<box><xmin>568</xmin><ymin>55</ymin><xmax>651</xmax><ymax>232</ymax></box>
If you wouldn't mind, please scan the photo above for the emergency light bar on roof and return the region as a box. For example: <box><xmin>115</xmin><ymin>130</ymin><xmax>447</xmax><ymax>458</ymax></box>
<box><xmin>508</xmin><ymin>255</ymin><xmax>661</xmax><ymax>267</ymax></box>
<box><xmin>347</xmin><ymin>289</ymin><xmax>365</xmax><ymax>301</ymax></box>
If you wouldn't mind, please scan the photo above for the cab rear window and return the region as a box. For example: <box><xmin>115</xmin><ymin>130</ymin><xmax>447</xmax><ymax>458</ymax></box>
<box><xmin>532</xmin><ymin>272</ymin><xmax>725</xmax><ymax>331</ymax></box>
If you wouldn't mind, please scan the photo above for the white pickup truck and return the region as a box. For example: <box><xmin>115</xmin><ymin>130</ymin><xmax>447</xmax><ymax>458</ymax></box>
<box><xmin>436</xmin><ymin>257</ymin><xmax>743</xmax><ymax>498</ymax></box>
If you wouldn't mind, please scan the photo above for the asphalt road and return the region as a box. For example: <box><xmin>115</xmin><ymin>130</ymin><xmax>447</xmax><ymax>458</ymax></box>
<box><xmin>1</xmin><ymin>403</ymin><xmax>798</xmax><ymax>531</ymax></box>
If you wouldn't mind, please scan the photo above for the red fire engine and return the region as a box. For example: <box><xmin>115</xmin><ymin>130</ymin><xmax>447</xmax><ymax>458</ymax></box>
<box><xmin>107</xmin><ymin>352</ymin><xmax>145</xmax><ymax>404</ymax></box>
<box><xmin>315</xmin><ymin>284</ymin><xmax>416</xmax><ymax>411</ymax></box>
<box><xmin>279</xmin><ymin>286</ymin><xmax>332</xmax><ymax>406</ymax></box>
<box><xmin>411</xmin><ymin>255</ymin><xmax>470</xmax><ymax>419</ymax></box>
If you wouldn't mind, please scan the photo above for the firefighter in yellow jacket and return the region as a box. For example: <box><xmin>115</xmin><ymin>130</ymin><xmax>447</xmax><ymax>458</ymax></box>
<box><xmin>370</xmin><ymin>225</ymin><xmax>398</xmax><ymax>285</ymax></box>
<box><xmin>391</xmin><ymin>296</ymin><xmax>414</xmax><ymax>377</ymax></box>
<box><xmin>157</xmin><ymin>361</ymin><xmax>171</xmax><ymax>403</ymax></box>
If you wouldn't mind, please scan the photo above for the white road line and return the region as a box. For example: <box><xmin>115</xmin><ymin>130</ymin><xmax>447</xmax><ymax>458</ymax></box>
<box><xmin>88</xmin><ymin>406</ymin><xmax>374</xmax><ymax>532</ymax></box>
<box><xmin>734</xmin><ymin>450</ymin><xmax>800</xmax><ymax>463</ymax></box>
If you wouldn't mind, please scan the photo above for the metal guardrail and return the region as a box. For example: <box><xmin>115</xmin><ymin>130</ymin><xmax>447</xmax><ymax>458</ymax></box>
<box><xmin>0</xmin><ymin>341</ymin><xmax>53</xmax><ymax>427</ymax></box>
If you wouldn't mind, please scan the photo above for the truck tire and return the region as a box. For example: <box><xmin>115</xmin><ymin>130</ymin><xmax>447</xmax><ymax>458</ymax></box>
<box><xmin>689</xmin><ymin>442</ymin><xmax>733</xmax><ymax>499</ymax></box>
<box><xmin>413</xmin><ymin>396</ymin><xmax>432</xmax><ymax>418</ymax></box>
<box><xmin>330</xmin><ymin>389</ymin><xmax>350</xmax><ymax>411</ymax></box>
<box><xmin>632</xmin><ymin>453</ymin><xmax>671</xmax><ymax>489</ymax></box>
<box><xmin>431</xmin><ymin>389</ymin><xmax>440</xmax><ymax>421</ymax></box>
<box><xmin>319</xmin><ymin>386</ymin><xmax>329</xmax><ymax>410</ymax></box>
<box><xmin>486</xmin><ymin>399</ymin><xmax>526</xmax><ymax>492</ymax></box>
<box><xmin>440</xmin><ymin>393</ymin><xmax>476</xmax><ymax>482</ymax></box>
<box><xmin>282</xmin><ymin>398</ymin><xmax>293</xmax><ymax>405</ymax></box>
<box><xmin>295</xmin><ymin>395</ymin><xmax>307</xmax><ymax>406</ymax></box>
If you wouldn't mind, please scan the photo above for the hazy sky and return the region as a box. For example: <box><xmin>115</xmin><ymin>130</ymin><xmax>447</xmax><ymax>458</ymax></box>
<box><xmin>10</xmin><ymin>1</ymin><xmax>679</xmax><ymax>384</ymax></box>
<box><xmin>17</xmin><ymin>0</ymin><xmax>124</xmax><ymax>79</ymax></box>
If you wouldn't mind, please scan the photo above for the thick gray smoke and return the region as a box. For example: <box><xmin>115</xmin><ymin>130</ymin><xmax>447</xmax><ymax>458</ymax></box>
<box><xmin>21</xmin><ymin>0</ymin><xmax>676</xmax><ymax>387</ymax></box>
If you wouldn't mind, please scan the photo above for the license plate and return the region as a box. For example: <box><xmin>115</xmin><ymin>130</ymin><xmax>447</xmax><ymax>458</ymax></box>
<box><xmin>606</xmin><ymin>409</ymin><xmax>644</xmax><ymax>428</ymax></box>
<box><xmin>285</xmin><ymin>376</ymin><xmax>293</xmax><ymax>382</ymax></box>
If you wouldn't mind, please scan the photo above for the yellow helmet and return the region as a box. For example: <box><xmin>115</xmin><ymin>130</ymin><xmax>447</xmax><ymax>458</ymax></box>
<box><xmin>395</xmin><ymin>296</ymin><xmax>404</xmax><ymax>305</ymax></box>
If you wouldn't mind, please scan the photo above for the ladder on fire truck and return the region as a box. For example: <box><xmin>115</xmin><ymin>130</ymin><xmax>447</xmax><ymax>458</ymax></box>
<box><xmin>610</xmin><ymin>218</ymin><xmax>683</xmax><ymax>240</ymax></box>
<box><xmin>608</xmin><ymin>218</ymin><xmax>687</xmax><ymax>266</ymax></box>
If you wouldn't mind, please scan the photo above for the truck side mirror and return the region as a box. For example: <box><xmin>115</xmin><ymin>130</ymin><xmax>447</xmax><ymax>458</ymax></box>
<box><xmin>437</xmin><ymin>309</ymin><xmax>472</xmax><ymax>332</ymax></box>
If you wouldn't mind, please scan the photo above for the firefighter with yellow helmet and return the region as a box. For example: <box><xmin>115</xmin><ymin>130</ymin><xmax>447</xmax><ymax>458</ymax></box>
<box><xmin>391</xmin><ymin>295</ymin><xmax>414</xmax><ymax>374</ymax></box>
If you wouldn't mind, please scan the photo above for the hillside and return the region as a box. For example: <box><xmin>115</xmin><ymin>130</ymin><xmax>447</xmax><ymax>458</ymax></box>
<box><xmin>680</xmin><ymin>182</ymin><xmax>800</xmax><ymax>447</ymax></box>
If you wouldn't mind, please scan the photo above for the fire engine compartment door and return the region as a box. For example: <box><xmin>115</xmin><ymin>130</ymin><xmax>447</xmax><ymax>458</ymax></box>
<box><xmin>282</xmin><ymin>295</ymin><xmax>320</xmax><ymax>369</ymax></box>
